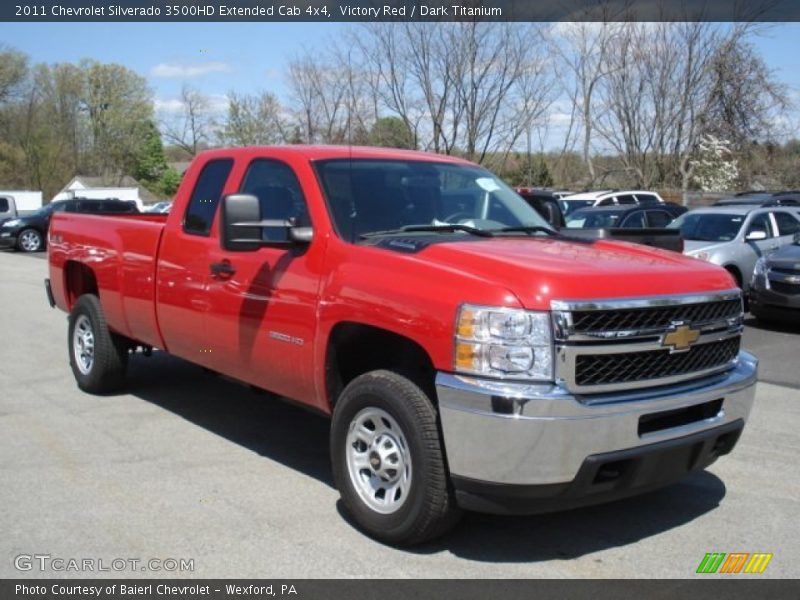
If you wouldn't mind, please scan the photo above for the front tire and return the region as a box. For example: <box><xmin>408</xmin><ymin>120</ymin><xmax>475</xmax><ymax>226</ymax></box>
<box><xmin>17</xmin><ymin>228</ymin><xmax>43</xmax><ymax>252</ymax></box>
<box><xmin>330</xmin><ymin>370</ymin><xmax>461</xmax><ymax>546</ymax></box>
<box><xmin>68</xmin><ymin>294</ymin><xmax>129</xmax><ymax>393</ymax></box>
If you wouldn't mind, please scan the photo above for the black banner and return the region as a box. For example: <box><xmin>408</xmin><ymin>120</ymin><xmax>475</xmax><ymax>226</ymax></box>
<box><xmin>3</xmin><ymin>580</ymin><xmax>800</xmax><ymax>600</ymax></box>
<box><xmin>4</xmin><ymin>0</ymin><xmax>800</xmax><ymax>22</ymax></box>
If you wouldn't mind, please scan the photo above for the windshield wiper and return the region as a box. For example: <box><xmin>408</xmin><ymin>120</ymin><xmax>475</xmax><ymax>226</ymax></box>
<box><xmin>360</xmin><ymin>224</ymin><xmax>495</xmax><ymax>239</ymax></box>
<box><xmin>490</xmin><ymin>226</ymin><xmax>559</xmax><ymax>236</ymax></box>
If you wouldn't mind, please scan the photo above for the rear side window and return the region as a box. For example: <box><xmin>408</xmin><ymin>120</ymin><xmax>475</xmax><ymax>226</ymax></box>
<box><xmin>240</xmin><ymin>159</ymin><xmax>310</xmax><ymax>242</ymax></box>
<box><xmin>615</xmin><ymin>194</ymin><xmax>637</xmax><ymax>205</ymax></box>
<box><xmin>184</xmin><ymin>159</ymin><xmax>234</xmax><ymax>236</ymax></box>
<box><xmin>0</xmin><ymin>198</ymin><xmax>8</xmax><ymax>212</ymax></box>
<box><xmin>773</xmin><ymin>212</ymin><xmax>800</xmax><ymax>236</ymax></box>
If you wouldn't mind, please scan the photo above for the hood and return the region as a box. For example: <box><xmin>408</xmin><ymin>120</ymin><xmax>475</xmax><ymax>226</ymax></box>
<box><xmin>768</xmin><ymin>243</ymin><xmax>800</xmax><ymax>269</ymax></box>
<box><xmin>417</xmin><ymin>237</ymin><xmax>736</xmax><ymax>310</ymax></box>
<box><xmin>682</xmin><ymin>239</ymin><xmax>728</xmax><ymax>254</ymax></box>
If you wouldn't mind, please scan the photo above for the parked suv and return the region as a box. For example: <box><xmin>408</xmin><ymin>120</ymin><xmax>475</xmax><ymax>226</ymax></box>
<box><xmin>559</xmin><ymin>190</ymin><xmax>665</xmax><ymax>216</ymax></box>
<box><xmin>669</xmin><ymin>205</ymin><xmax>800</xmax><ymax>290</ymax></box>
<box><xmin>0</xmin><ymin>198</ymin><xmax>138</xmax><ymax>252</ymax></box>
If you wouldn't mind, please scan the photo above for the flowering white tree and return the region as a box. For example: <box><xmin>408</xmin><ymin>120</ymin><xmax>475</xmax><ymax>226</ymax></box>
<box><xmin>691</xmin><ymin>134</ymin><xmax>739</xmax><ymax>192</ymax></box>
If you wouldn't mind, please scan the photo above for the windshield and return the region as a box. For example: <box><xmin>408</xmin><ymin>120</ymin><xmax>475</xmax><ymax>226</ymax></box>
<box><xmin>314</xmin><ymin>159</ymin><xmax>551</xmax><ymax>242</ymax></box>
<box><xmin>559</xmin><ymin>199</ymin><xmax>595</xmax><ymax>216</ymax></box>
<box><xmin>565</xmin><ymin>210</ymin><xmax>624</xmax><ymax>228</ymax></box>
<box><xmin>669</xmin><ymin>212</ymin><xmax>744</xmax><ymax>242</ymax></box>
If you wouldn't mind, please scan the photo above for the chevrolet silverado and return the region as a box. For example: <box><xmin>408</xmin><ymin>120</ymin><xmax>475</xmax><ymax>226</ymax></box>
<box><xmin>46</xmin><ymin>146</ymin><xmax>758</xmax><ymax>545</ymax></box>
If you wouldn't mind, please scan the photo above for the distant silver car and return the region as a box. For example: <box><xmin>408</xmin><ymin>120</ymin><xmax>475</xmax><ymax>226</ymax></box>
<box><xmin>669</xmin><ymin>206</ymin><xmax>800</xmax><ymax>291</ymax></box>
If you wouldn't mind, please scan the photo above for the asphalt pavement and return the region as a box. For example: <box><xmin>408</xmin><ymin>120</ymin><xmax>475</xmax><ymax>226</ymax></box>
<box><xmin>1</xmin><ymin>250</ymin><xmax>798</xmax><ymax>578</ymax></box>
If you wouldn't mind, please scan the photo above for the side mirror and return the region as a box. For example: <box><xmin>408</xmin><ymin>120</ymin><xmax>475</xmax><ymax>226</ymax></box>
<box><xmin>745</xmin><ymin>230</ymin><xmax>767</xmax><ymax>241</ymax></box>
<box><xmin>220</xmin><ymin>194</ymin><xmax>313</xmax><ymax>251</ymax></box>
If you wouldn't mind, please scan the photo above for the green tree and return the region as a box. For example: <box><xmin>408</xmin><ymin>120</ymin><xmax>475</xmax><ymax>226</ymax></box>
<box><xmin>82</xmin><ymin>60</ymin><xmax>153</xmax><ymax>179</ymax></box>
<box><xmin>368</xmin><ymin>117</ymin><xmax>416</xmax><ymax>149</ymax></box>
<box><xmin>533</xmin><ymin>155</ymin><xmax>553</xmax><ymax>187</ymax></box>
<box><xmin>158</xmin><ymin>167</ymin><xmax>182</xmax><ymax>197</ymax></box>
<box><xmin>134</xmin><ymin>120</ymin><xmax>169</xmax><ymax>185</ymax></box>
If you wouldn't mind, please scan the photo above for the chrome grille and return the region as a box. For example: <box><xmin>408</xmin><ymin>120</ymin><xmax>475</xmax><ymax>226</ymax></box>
<box><xmin>569</xmin><ymin>298</ymin><xmax>741</xmax><ymax>335</ymax></box>
<box><xmin>575</xmin><ymin>338</ymin><xmax>740</xmax><ymax>387</ymax></box>
<box><xmin>552</xmin><ymin>290</ymin><xmax>743</xmax><ymax>394</ymax></box>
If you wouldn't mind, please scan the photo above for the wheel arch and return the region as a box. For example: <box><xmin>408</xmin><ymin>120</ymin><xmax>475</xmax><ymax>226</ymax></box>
<box><xmin>63</xmin><ymin>261</ymin><xmax>99</xmax><ymax>310</ymax></box>
<box><xmin>325</xmin><ymin>322</ymin><xmax>436</xmax><ymax>411</ymax></box>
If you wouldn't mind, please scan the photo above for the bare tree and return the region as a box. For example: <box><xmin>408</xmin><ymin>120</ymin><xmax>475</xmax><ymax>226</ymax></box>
<box><xmin>549</xmin><ymin>22</ymin><xmax>621</xmax><ymax>185</ymax></box>
<box><xmin>218</xmin><ymin>91</ymin><xmax>287</xmax><ymax>146</ymax></box>
<box><xmin>161</xmin><ymin>84</ymin><xmax>213</xmax><ymax>156</ymax></box>
<box><xmin>354</xmin><ymin>22</ymin><xmax>553</xmax><ymax>163</ymax></box>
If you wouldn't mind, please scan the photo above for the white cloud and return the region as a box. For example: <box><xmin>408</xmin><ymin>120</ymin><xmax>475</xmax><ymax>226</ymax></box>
<box><xmin>154</xmin><ymin>93</ymin><xmax>230</xmax><ymax>116</ymax></box>
<box><xmin>150</xmin><ymin>61</ymin><xmax>231</xmax><ymax>78</ymax></box>
<box><xmin>153</xmin><ymin>98</ymin><xmax>185</xmax><ymax>114</ymax></box>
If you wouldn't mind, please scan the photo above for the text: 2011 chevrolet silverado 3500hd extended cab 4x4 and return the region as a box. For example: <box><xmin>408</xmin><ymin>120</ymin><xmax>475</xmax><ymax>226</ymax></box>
<box><xmin>46</xmin><ymin>146</ymin><xmax>758</xmax><ymax>545</ymax></box>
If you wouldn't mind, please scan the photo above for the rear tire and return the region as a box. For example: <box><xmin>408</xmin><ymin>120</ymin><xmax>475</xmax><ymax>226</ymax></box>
<box><xmin>330</xmin><ymin>370</ymin><xmax>461</xmax><ymax>546</ymax></box>
<box><xmin>68</xmin><ymin>294</ymin><xmax>129</xmax><ymax>393</ymax></box>
<box><xmin>17</xmin><ymin>228</ymin><xmax>43</xmax><ymax>252</ymax></box>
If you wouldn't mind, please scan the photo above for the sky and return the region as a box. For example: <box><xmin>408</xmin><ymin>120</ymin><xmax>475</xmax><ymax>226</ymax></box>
<box><xmin>2</xmin><ymin>21</ymin><xmax>799</xmax><ymax>148</ymax></box>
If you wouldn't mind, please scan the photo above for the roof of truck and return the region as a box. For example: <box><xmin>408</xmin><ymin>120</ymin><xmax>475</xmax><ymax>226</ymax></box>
<box><xmin>197</xmin><ymin>145</ymin><xmax>475</xmax><ymax>165</ymax></box>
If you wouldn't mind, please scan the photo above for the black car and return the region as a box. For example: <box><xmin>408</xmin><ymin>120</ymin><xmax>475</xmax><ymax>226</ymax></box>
<box><xmin>0</xmin><ymin>198</ymin><xmax>139</xmax><ymax>252</ymax></box>
<box><xmin>749</xmin><ymin>232</ymin><xmax>800</xmax><ymax>324</ymax></box>
<box><xmin>564</xmin><ymin>203</ymin><xmax>687</xmax><ymax>230</ymax></box>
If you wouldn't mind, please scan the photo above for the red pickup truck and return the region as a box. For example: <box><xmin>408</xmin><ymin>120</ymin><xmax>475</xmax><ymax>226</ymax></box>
<box><xmin>47</xmin><ymin>146</ymin><xmax>757</xmax><ymax>545</ymax></box>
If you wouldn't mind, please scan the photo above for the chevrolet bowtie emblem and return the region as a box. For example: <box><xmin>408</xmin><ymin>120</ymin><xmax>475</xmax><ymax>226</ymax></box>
<box><xmin>662</xmin><ymin>323</ymin><xmax>701</xmax><ymax>352</ymax></box>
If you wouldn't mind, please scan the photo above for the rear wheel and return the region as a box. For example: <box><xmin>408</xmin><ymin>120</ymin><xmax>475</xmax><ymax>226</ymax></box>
<box><xmin>17</xmin><ymin>228</ymin><xmax>43</xmax><ymax>252</ymax></box>
<box><xmin>330</xmin><ymin>370</ymin><xmax>461</xmax><ymax>546</ymax></box>
<box><xmin>68</xmin><ymin>295</ymin><xmax>129</xmax><ymax>393</ymax></box>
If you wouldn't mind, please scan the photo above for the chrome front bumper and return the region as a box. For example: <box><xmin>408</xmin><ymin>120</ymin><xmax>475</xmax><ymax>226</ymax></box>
<box><xmin>437</xmin><ymin>350</ymin><xmax>758</xmax><ymax>488</ymax></box>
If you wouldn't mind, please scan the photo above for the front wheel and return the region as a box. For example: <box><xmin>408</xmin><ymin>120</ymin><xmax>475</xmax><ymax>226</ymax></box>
<box><xmin>17</xmin><ymin>228</ymin><xmax>43</xmax><ymax>252</ymax></box>
<box><xmin>68</xmin><ymin>294</ymin><xmax>129</xmax><ymax>393</ymax></box>
<box><xmin>330</xmin><ymin>370</ymin><xmax>461</xmax><ymax>546</ymax></box>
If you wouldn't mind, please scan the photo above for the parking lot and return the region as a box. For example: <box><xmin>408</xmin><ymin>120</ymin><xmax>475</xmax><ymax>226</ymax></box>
<box><xmin>1</xmin><ymin>249</ymin><xmax>798</xmax><ymax>579</ymax></box>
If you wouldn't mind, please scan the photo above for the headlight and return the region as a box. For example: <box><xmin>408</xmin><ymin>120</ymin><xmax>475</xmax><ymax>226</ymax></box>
<box><xmin>691</xmin><ymin>250</ymin><xmax>711</xmax><ymax>262</ymax></box>
<box><xmin>454</xmin><ymin>304</ymin><xmax>553</xmax><ymax>380</ymax></box>
<box><xmin>753</xmin><ymin>256</ymin><xmax>769</xmax><ymax>289</ymax></box>
<box><xmin>3</xmin><ymin>219</ymin><xmax>21</xmax><ymax>228</ymax></box>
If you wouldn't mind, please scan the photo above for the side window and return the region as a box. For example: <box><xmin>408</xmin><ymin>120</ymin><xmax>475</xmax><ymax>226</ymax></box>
<box><xmin>184</xmin><ymin>159</ymin><xmax>234</xmax><ymax>236</ymax></box>
<box><xmin>622</xmin><ymin>211</ymin><xmax>647</xmax><ymax>228</ymax></box>
<box><xmin>615</xmin><ymin>194</ymin><xmax>637</xmax><ymax>205</ymax></box>
<box><xmin>747</xmin><ymin>213</ymin><xmax>773</xmax><ymax>238</ymax></box>
<box><xmin>240</xmin><ymin>159</ymin><xmax>310</xmax><ymax>242</ymax></box>
<box><xmin>647</xmin><ymin>210</ymin><xmax>673</xmax><ymax>228</ymax></box>
<box><xmin>0</xmin><ymin>198</ymin><xmax>8</xmax><ymax>212</ymax></box>
<box><xmin>773</xmin><ymin>212</ymin><xmax>800</xmax><ymax>236</ymax></box>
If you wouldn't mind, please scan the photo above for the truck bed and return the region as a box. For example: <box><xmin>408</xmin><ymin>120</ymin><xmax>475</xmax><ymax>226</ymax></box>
<box><xmin>48</xmin><ymin>212</ymin><xmax>169</xmax><ymax>349</ymax></box>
